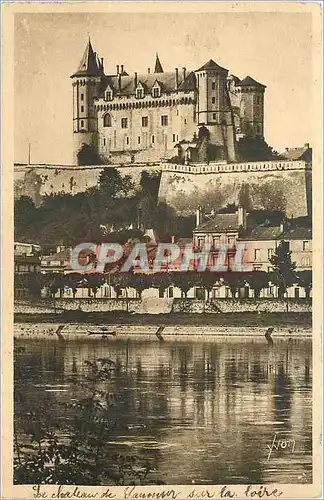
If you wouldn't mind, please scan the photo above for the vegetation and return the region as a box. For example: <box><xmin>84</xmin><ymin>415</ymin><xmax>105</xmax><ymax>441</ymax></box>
<box><xmin>16</xmin><ymin>266</ymin><xmax>311</xmax><ymax>301</ymax></box>
<box><xmin>14</xmin><ymin>351</ymin><xmax>156</xmax><ymax>485</ymax></box>
<box><xmin>236</xmin><ymin>137</ymin><xmax>282</xmax><ymax>162</ymax></box>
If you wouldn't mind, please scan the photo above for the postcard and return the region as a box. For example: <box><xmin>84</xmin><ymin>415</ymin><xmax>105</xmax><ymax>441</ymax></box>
<box><xmin>1</xmin><ymin>2</ymin><xmax>322</xmax><ymax>499</ymax></box>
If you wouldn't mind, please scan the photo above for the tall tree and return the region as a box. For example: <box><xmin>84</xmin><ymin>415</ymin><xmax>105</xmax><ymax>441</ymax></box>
<box><xmin>269</xmin><ymin>241</ymin><xmax>297</xmax><ymax>305</ymax></box>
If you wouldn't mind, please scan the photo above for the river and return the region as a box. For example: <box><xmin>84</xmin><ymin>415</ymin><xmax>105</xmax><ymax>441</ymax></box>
<box><xmin>14</xmin><ymin>334</ymin><xmax>312</xmax><ymax>485</ymax></box>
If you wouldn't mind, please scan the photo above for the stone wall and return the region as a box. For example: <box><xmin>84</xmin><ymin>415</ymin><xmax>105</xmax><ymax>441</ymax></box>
<box><xmin>15</xmin><ymin>297</ymin><xmax>312</xmax><ymax>315</ymax></box>
<box><xmin>159</xmin><ymin>160</ymin><xmax>312</xmax><ymax>217</ymax></box>
<box><xmin>14</xmin><ymin>163</ymin><xmax>160</xmax><ymax>205</ymax></box>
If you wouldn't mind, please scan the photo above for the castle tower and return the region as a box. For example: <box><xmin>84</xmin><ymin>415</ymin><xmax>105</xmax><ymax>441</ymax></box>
<box><xmin>195</xmin><ymin>59</ymin><xmax>236</xmax><ymax>162</ymax></box>
<box><xmin>236</xmin><ymin>76</ymin><xmax>266</xmax><ymax>138</ymax></box>
<box><xmin>71</xmin><ymin>39</ymin><xmax>104</xmax><ymax>165</ymax></box>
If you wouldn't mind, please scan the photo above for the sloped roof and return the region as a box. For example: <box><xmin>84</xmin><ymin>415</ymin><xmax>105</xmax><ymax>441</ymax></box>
<box><xmin>282</xmin><ymin>226</ymin><xmax>312</xmax><ymax>240</ymax></box>
<box><xmin>227</xmin><ymin>74</ymin><xmax>241</xmax><ymax>85</ymax></box>
<box><xmin>42</xmin><ymin>248</ymin><xmax>71</xmax><ymax>262</ymax></box>
<box><xmin>71</xmin><ymin>39</ymin><xmax>103</xmax><ymax>78</ymax></box>
<box><xmin>194</xmin><ymin>213</ymin><xmax>240</xmax><ymax>233</ymax></box>
<box><xmin>238</xmin><ymin>76</ymin><xmax>266</xmax><ymax>88</ymax></box>
<box><xmin>240</xmin><ymin>226</ymin><xmax>283</xmax><ymax>241</ymax></box>
<box><xmin>195</xmin><ymin>59</ymin><xmax>228</xmax><ymax>73</ymax></box>
<box><xmin>154</xmin><ymin>53</ymin><xmax>164</xmax><ymax>73</ymax></box>
<box><xmin>281</xmin><ymin>146</ymin><xmax>312</xmax><ymax>161</ymax></box>
<box><xmin>100</xmin><ymin>71</ymin><xmax>191</xmax><ymax>96</ymax></box>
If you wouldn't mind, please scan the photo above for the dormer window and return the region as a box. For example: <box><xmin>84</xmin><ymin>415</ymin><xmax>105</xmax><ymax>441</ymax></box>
<box><xmin>136</xmin><ymin>83</ymin><xmax>145</xmax><ymax>99</ymax></box>
<box><xmin>152</xmin><ymin>81</ymin><xmax>161</xmax><ymax>98</ymax></box>
<box><xmin>104</xmin><ymin>90</ymin><xmax>113</xmax><ymax>101</ymax></box>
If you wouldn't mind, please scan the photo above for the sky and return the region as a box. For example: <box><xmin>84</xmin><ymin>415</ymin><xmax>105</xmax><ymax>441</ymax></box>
<box><xmin>14</xmin><ymin>11</ymin><xmax>313</xmax><ymax>164</ymax></box>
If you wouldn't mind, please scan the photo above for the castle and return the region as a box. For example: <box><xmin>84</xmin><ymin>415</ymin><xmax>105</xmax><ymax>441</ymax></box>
<box><xmin>71</xmin><ymin>39</ymin><xmax>266</xmax><ymax>165</ymax></box>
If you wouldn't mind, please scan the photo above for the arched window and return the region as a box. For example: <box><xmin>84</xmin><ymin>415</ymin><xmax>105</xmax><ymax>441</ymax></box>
<box><xmin>103</xmin><ymin>113</ymin><xmax>112</xmax><ymax>127</ymax></box>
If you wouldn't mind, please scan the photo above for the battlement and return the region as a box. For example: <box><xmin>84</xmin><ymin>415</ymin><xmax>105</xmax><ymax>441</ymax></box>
<box><xmin>161</xmin><ymin>159</ymin><xmax>311</xmax><ymax>175</ymax></box>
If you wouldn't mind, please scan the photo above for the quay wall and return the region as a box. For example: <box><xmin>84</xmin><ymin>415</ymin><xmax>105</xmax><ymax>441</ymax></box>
<box><xmin>14</xmin><ymin>297</ymin><xmax>312</xmax><ymax>315</ymax></box>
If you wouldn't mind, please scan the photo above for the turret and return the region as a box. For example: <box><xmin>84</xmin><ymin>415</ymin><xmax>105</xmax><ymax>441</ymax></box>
<box><xmin>236</xmin><ymin>76</ymin><xmax>266</xmax><ymax>138</ymax></box>
<box><xmin>71</xmin><ymin>38</ymin><xmax>104</xmax><ymax>165</ymax></box>
<box><xmin>195</xmin><ymin>59</ymin><xmax>236</xmax><ymax>162</ymax></box>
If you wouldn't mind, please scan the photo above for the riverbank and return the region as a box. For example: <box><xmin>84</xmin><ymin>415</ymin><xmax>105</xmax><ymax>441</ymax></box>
<box><xmin>14</xmin><ymin>311</ymin><xmax>312</xmax><ymax>340</ymax></box>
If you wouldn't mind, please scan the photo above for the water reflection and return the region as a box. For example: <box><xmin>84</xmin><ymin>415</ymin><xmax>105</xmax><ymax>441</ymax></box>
<box><xmin>14</xmin><ymin>335</ymin><xmax>312</xmax><ymax>484</ymax></box>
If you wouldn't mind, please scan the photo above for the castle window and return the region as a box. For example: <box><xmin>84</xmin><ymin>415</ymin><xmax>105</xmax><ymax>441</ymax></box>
<box><xmin>212</xmin><ymin>97</ymin><xmax>216</xmax><ymax>104</ymax></box>
<box><xmin>121</xmin><ymin>118</ymin><xmax>128</xmax><ymax>129</ymax></box>
<box><xmin>81</xmin><ymin>105</ymin><xmax>84</xmax><ymax>112</ymax></box>
<box><xmin>212</xmin><ymin>113</ymin><xmax>216</xmax><ymax>120</ymax></box>
<box><xmin>256</xmin><ymin>96</ymin><xmax>261</xmax><ymax>105</ymax></box>
<box><xmin>105</xmin><ymin>90</ymin><xmax>113</xmax><ymax>101</ymax></box>
<box><xmin>103</xmin><ymin>138</ymin><xmax>106</xmax><ymax>146</ymax></box>
<box><xmin>184</xmin><ymin>119</ymin><xmax>187</xmax><ymax>124</ymax></box>
<box><xmin>136</xmin><ymin>88</ymin><xmax>144</xmax><ymax>99</ymax></box>
<box><xmin>212</xmin><ymin>82</ymin><xmax>216</xmax><ymax>90</ymax></box>
<box><xmin>80</xmin><ymin>120</ymin><xmax>84</xmax><ymax>128</ymax></box>
<box><xmin>161</xmin><ymin>115</ymin><xmax>168</xmax><ymax>126</ymax></box>
<box><xmin>142</xmin><ymin>116</ymin><xmax>148</xmax><ymax>127</ymax></box>
<box><xmin>126</xmin><ymin>137</ymin><xmax>129</xmax><ymax>145</ymax></box>
<box><xmin>138</xmin><ymin>136</ymin><xmax>141</xmax><ymax>144</ymax></box>
<box><xmin>173</xmin><ymin>134</ymin><xmax>176</xmax><ymax>142</ymax></box>
<box><xmin>103</xmin><ymin>114</ymin><xmax>112</xmax><ymax>127</ymax></box>
<box><xmin>81</xmin><ymin>93</ymin><xmax>84</xmax><ymax>101</ymax></box>
<box><xmin>152</xmin><ymin>87</ymin><xmax>161</xmax><ymax>98</ymax></box>
<box><xmin>151</xmin><ymin>135</ymin><xmax>155</xmax><ymax>144</ymax></box>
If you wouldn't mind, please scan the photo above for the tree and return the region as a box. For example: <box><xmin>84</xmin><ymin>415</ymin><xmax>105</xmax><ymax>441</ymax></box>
<box><xmin>245</xmin><ymin>271</ymin><xmax>270</xmax><ymax>299</ymax></box>
<box><xmin>221</xmin><ymin>272</ymin><xmax>247</xmax><ymax>299</ymax></box>
<box><xmin>151</xmin><ymin>273</ymin><xmax>172</xmax><ymax>298</ymax></box>
<box><xmin>269</xmin><ymin>241</ymin><xmax>297</xmax><ymax>306</ymax></box>
<box><xmin>296</xmin><ymin>270</ymin><xmax>312</xmax><ymax>299</ymax></box>
<box><xmin>98</xmin><ymin>168</ymin><xmax>135</xmax><ymax>199</ymax></box>
<box><xmin>236</xmin><ymin>136</ymin><xmax>282</xmax><ymax>162</ymax></box>
<box><xmin>170</xmin><ymin>272</ymin><xmax>201</xmax><ymax>298</ymax></box>
<box><xmin>128</xmin><ymin>273</ymin><xmax>153</xmax><ymax>299</ymax></box>
<box><xmin>197</xmin><ymin>272</ymin><xmax>220</xmax><ymax>299</ymax></box>
<box><xmin>77</xmin><ymin>143</ymin><xmax>103</xmax><ymax>166</ymax></box>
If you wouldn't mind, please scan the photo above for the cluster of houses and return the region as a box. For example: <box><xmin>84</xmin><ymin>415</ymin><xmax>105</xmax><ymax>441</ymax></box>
<box><xmin>14</xmin><ymin>205</ymin><xmax>312</xmax><ymax>300</ymax></box>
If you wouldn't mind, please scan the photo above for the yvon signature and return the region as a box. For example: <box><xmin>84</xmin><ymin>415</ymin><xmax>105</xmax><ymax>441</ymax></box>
<box><xmin>266</xmin><ymin>433</ymin><xmax>296</xmax><ymax>460</ymax></box>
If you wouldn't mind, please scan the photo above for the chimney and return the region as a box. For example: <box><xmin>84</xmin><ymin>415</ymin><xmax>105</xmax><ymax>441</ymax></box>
<box><xmin>116</xmin><ymin>65</ymin><xmax>120</xmax><ymax>75</ymax></box>
<box><xmin>121</xmin><ymin>64</ymin><xmax>124</xmax><ymax>74</ymax></box>
<box><xmin>175</xmin><ymin>68</ymin><xmax>179</xmax><ymax>89</ymax></box>
<box><xmin>134</xmin><ymin>72</ymin><xmax>138</xmax><ymax>88</ymax></box>
<box><xmin>148</xmin><ymin>68</ymin><xmax>151</xmax><ymax>74</ymax></box>
<box><xmin>182</xmin><ymin>67</ymin><xmax>186</xmax><ymax>81</ymax></box>
<box><xmin>118</xmin><ymin>73</ymin><xmax>121</xmax><ymax>92</ymax></box>
<box><xmin>285</xmin><ymin>147</ymin><xmax>289</xmax><ymax>152</ymax></box>
<box><xmin>304</xmin><ymin>142</ymin><xmax>310</xmax><ymax>148</ymax></box>
<box><xmin>237</xmin><ymin>205</ymin><xmax>246</xmax><ymax>229</ymax></box>
<box><xmin>196</xmin><ymin>207</ymin><xmax>201</xmax><ymax>227</ymax></box>
<box><xmin>101</xmin><ymin>58</ymin><xmax>104</xmax><ymax>71</ymax></box>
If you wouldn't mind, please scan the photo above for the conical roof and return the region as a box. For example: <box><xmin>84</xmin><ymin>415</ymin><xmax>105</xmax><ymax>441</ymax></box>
<box><xmin>195</xmin><ymin>59</ymin><xmax>228</xmax><ymax>73</ymax></box>
<box><xmin>71</xmin><ymin>39</ymin><xmax>103</xmax><ymax>78</ymax></box>
<box><xmin>154</xmin><ymin>53</ymin><xmax>164</xmax><ymax>73</ymax></box>
<box><xmin>238</xmin><ymin>76</ymin><xmax>266</xmax><ymax>88</ymax></box>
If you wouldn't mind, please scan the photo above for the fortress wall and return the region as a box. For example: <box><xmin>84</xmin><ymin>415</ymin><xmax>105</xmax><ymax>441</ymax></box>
<box><xmin>14</xmin><ymin>163</ymin><xmax>161</xmax><ymax>205</ymax></box>
<box><xmin>158</xmin><ymin>161</ymin><xmax>311</xmax><ymax>217</ymax></box>
<box><xmin>14</xmin><ymin>160</ymin><xmax>311</xmax><ymax>218</ymax></box>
